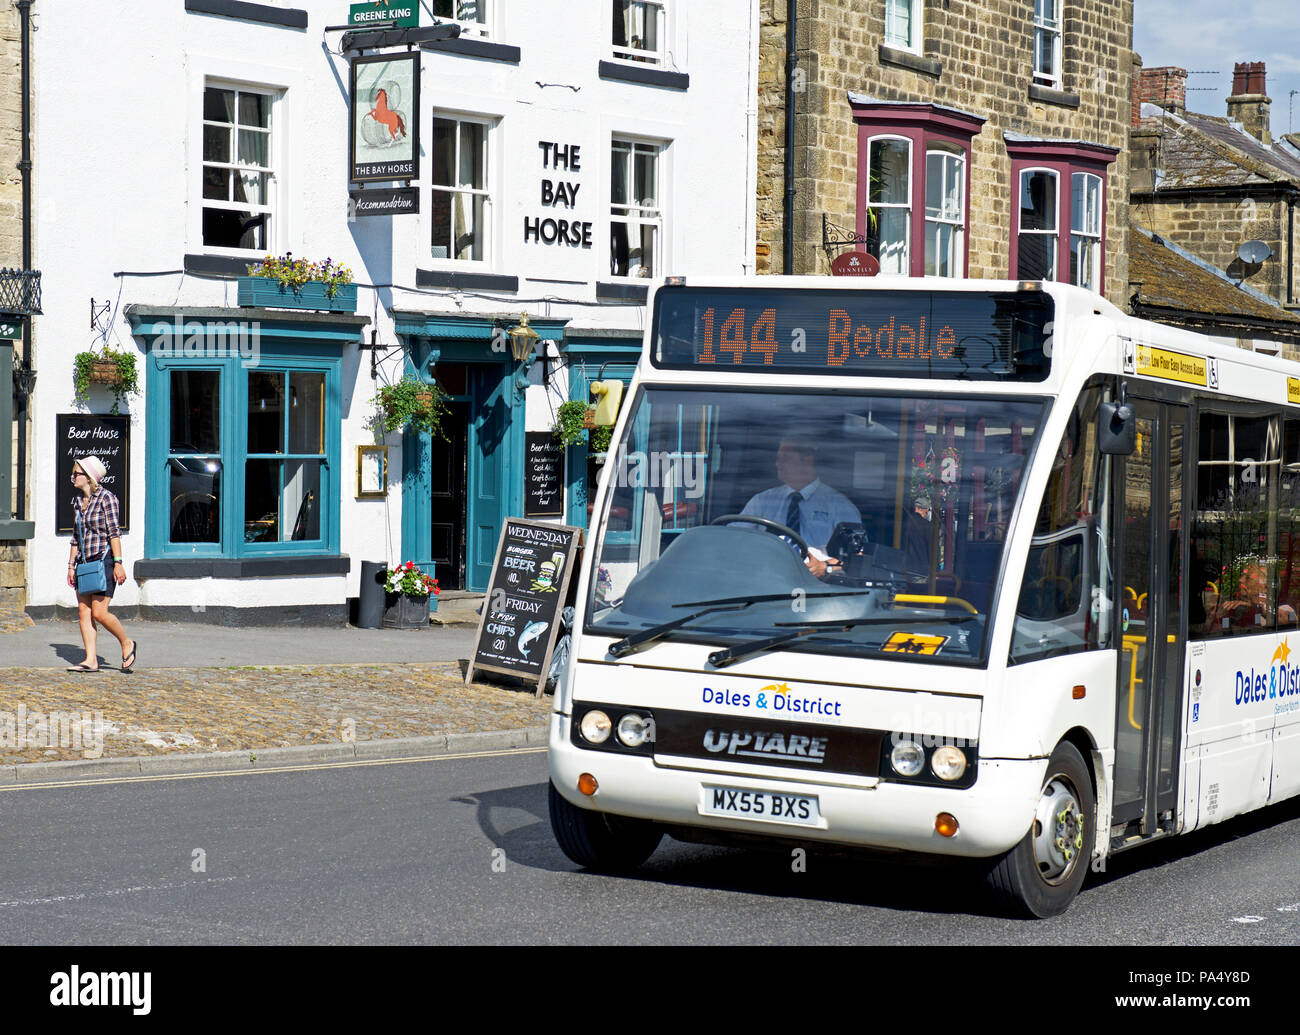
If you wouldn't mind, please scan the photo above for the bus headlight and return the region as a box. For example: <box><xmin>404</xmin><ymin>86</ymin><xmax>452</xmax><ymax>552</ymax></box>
<box><xmin>579</xmin><ymin>710</ymin><xmax>612</xmax><ymax>744</ymax></box>
<box><xmin>616</xmin><ymin>712</ymin><xmax>653</xmax><ymax>748</ymax></box>
<box><xmin>931</xmin><ymin>745</ymin><xmax>968</xmax><ymax>781</ymax></box>
<box><xmin>890</xmin><ymin>739</ymin><xmax>925</xmax><ymax>777</ymax></box>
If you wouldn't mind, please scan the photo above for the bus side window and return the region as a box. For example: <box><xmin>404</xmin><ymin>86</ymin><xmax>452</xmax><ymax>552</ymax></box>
<box><xmin>1196</xmin><ymin>410</ymin><xmax>1280</xmax><ymax>637</ymax></box>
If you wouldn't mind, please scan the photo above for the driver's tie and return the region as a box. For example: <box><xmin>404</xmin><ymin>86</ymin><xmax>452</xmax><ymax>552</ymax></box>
<box><xmin>785</xmin><ymin>491</ymin><xmax>802</xmax><ymax>536</ymax></box>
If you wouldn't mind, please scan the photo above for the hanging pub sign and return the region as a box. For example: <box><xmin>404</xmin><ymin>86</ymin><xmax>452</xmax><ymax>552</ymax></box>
<box><xmin>55</xmin><ymin>414</ymin><xmax>130</xmax><ymax>535</ymax></box>
<box><xmin>350</xmin><ymin>53</ymin><xmax>420</xmax><ymax>184</ymax></box>
<box><xmin>830</xmin><ymin>251</ymin><xmax>880</xmax><ymax>276</ymax></box>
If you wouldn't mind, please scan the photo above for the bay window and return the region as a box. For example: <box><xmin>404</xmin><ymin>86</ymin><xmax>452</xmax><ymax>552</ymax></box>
<box><xmin>850</xmin><ymin>98</ymin><xmax>984</xmax><ymax>279</ymax></box>
<box><xmin>1006</xmin><ymin>137</ymin><xmax>1116</xmax><ymax>293</ymax></box>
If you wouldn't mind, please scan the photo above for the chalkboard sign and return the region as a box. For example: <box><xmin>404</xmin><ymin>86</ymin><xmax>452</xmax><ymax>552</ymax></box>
<box><xmin>466</xmin><ymin>518</ymin><xmax>582</xmax><ymax>695</ymax></box>
<box><xmin>524</xmin><ymin>431</ymin><xmax>565</xmax><ymax>517</ymax></box>
<box><xmin>55</xmin><ymin>414</ymin><xmax>131</xmax><ymax>535</ymax></box>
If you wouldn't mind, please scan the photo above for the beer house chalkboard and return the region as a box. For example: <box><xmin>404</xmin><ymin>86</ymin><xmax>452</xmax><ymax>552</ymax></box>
<box><xmin>55</xmin><ymin>414</ymin><xmax>131</xmax><ymax>535</ymax></box>
<box><xmin>524</xmin><ymin>431</ymin><xmax>564</xmax><ymax>517</ymax></box>
<box><xmin>466</xmin><ymin>519</ymin><xmax>581</xmax><ymax>695</ymax></box>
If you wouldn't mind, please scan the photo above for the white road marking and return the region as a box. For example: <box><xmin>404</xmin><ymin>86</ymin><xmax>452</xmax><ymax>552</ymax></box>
<box><xmin>0</xmin><ymin>876</ymin><xmax>243</xmax><ymax>909</ymax></box>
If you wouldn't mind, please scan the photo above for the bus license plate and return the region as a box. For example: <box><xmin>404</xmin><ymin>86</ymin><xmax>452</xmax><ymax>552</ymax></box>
<box><xmin>700</xmin><ymin>785</ymin><xmax>820</xmax><ymax>827</ymax></box>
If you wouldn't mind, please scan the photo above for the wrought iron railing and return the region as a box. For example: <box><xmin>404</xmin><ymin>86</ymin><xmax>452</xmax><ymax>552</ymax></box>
<box><xmin>0</xmin><ymin>268</ymin><xmax>41</xmax><ymax>316</ymax></box>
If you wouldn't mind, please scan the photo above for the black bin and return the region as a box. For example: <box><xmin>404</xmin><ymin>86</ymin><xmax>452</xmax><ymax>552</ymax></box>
<box><xmin>356</xmin><ymin>560</ymin><xmax>386</xmax><ymax>629</ymax></box>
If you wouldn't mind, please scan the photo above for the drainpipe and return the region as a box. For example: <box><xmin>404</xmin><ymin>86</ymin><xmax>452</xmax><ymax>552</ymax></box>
<box><xmin>782</xmin><ymin>0</ymin><xmax>796</xmax><ymax>275</ymax></box>
<box><xmin>14</xmin><ymin>0</ymin><xmax>33</xmax><ymax>522</ymax></box>
<box><xmin>1288</xmin><ymin>191</ymin><xmax>1295</xmax><ymax>306</ymax></box>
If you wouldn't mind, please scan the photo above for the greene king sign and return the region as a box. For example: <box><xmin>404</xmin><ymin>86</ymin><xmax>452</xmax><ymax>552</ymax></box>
<box><xmin>349</xmin><ymin>2</ymin><xmax>418</xmax><ymax>28</ymax></box>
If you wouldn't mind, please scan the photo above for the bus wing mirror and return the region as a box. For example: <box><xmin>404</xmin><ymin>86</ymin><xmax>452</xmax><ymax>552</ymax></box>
<box><xmin>1097</xmin><ymin>401</ymin><xmax>1135</xmax><ymax>455</ymax></box>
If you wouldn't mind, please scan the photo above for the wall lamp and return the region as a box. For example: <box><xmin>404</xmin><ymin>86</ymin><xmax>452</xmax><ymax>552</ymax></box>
<box><xmin>507</xmin><ymin>313</ymin><xmax>547</xmax><ymax>389</ymax></box>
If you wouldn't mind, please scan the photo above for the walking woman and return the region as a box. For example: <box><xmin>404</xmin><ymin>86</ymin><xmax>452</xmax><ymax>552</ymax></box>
<box><xmin>66</xmin><ymin>456</ymin><xmax>137</xmax><ymax>672</ymax></box>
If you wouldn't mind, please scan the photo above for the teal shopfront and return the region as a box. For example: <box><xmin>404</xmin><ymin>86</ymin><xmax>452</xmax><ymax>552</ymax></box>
<box><xmin>562</xmin><ymin>331</ymin><xmax>642</xmax><ymax>531</ymax></box>
<box><xmin>393</xmin><ymin>311</ymin><xmax>566</xmax><ymax>592</ymax></box>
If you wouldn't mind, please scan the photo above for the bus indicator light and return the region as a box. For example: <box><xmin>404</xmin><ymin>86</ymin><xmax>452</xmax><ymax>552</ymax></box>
<box><xmin>935</xmin><ymin>813</ymin><xmax>959</xmax><ymax>837</ymax></box>
<box><xmin>578</xmin><ymin>773</ymin><xmax>599</xmax><ymax>796</ymax></box>
<box><xmin>1072</xmin><ymin>685</ymin><xmax>1086</xmax><ymax>699</ymax></box>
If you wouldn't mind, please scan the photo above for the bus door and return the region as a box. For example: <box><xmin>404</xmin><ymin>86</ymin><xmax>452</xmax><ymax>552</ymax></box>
<box><xmin>1113</xmin><ymin>398</ymin><xmax>1188</xmax><ymax>838</ymax></box>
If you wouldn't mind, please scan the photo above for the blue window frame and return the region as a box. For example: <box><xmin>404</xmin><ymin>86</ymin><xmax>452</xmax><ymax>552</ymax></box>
<box><xmin>145</xmin><ymin>344</ymin><xmax>342</xmax><ymax>559</ymax></box>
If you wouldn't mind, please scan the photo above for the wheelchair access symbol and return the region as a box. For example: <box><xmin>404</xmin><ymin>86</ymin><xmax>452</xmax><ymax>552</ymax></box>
<box><xmin>1121</xmin><ymin>338</ymin><xmax>1136</xmax><ymax>373</ymax></box>
<box><xmin>1208</xmin><ymin>357</ymin><xmax>1220</xmax><ymax>390</ymax></box>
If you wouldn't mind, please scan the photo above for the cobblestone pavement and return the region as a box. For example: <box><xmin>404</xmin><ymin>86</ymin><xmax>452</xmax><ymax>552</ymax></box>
<box><xmin>0</xmin><ymin>663</ymin><xmax>552</xmax><ymax>765</ymax></box>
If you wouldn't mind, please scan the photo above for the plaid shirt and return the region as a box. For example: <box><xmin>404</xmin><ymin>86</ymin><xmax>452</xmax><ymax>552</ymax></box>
<box><xmin>72</xmin><ymin>488</ymin><xmax>121</xmax><ymax>564</ymax></box>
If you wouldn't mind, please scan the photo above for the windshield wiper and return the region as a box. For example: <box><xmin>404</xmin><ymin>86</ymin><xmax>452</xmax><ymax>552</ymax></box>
<box><xmin>606</xmin><ymin>590</ymin><xmax>874</xmax><ymax>659</ymax></box>
<box><xmin>707</xmin><ymin>611</ymin><xmax>980</xmax><ymax>669</ymax></box>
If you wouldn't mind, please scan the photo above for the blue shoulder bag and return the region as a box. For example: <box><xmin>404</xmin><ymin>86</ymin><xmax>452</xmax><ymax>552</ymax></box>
<box><xmin>74</xmin><ymin>507</ymin><xmax>109</xmax><ymax>596</ymax></box>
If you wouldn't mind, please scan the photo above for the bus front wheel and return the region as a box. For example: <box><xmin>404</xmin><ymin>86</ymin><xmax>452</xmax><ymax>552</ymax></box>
<box><xmin>549</xmin><ymin>781</ymin><xmax>663</xmax><ymax>872</ymax></box>
<box><xmin>985</xmin><ymin>741</ymin><xmax>1095</xmax><ymax>919</ymax></box>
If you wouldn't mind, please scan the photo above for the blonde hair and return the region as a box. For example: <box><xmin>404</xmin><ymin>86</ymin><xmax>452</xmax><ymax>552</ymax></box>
<box><xmin>73</xmin><ymin>463</ymin><xmax>99</xmax><ymax>493</ymax></box>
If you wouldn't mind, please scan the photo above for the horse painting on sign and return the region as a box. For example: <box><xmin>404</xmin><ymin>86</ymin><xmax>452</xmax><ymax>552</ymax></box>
<box><xmin>368</xmin><ymin>89</ymin><xmax>406</xmax><ymax>142</ymax></box>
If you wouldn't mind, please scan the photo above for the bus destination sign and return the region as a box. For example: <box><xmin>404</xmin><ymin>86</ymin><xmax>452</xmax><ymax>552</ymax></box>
<box><xmin>652</xmin><ymin>287</ymin><xmax>1053</xmax><ymax>381</ymax></box>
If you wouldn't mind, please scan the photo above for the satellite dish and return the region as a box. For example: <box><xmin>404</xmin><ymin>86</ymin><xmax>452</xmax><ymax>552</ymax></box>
<box><xmin>1237</xmin><ymin>240</ymin><xmax>1273</xmax><ymax>265</ymax></box>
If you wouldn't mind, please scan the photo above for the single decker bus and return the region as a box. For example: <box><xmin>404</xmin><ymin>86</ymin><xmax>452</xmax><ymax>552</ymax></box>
<box><xmin>547</xmin><ymin>276</ymin><xmax>1300</xmax><ymax>917</ymax></box>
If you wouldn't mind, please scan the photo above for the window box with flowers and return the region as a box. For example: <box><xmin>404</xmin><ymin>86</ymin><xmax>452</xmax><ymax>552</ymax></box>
<box><xmin>238</xmin><ymin>253</ymin><xmax>357</xmax><ymax>312</ymax></box>
<box><xmin>383</xmin><ymin>560</ymin><xmax>440</xmax><ymax>629</ymax></box>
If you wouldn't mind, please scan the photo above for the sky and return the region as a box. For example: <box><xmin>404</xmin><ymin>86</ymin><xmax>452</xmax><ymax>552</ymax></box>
<box><xmin>1134</xmin><ymin>0</ymin><xmax>1300</xmax><ymax>139</ymax></box>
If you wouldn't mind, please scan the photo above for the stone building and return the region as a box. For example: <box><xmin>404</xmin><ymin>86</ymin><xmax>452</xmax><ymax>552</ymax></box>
<box><xmin>1130</xmin><ymin>60</ymin><xmax>1300</xmax><ymax>322</ymax></box>
<box><xmin>0</xmin><ymin>0</ymin><xmax>38</xmax><ymax>610</ymax></box>
<box><xmin>757</xmin><ymin>0</ymin><xmax>1133</xmax><ymax>312</ymax></box>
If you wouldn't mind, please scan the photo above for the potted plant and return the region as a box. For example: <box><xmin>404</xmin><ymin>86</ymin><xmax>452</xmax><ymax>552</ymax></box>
<box><xmin>382</xmin><ymin>560</ymin><xmax>439</xmax><ymax>630</ymax></box>
<box><xmin>374</xmin><ymin>376</ymin><xmax>451</xmax><ymax>438</ymax></box>
<box><xmin>553</xmin><ymin>400</ymin><xmax>593</xmax><ymax>448</ymax></box>
<box><xmin>73</xmin><ymin>347</ymin><xmax>139</xmax><ymax>415</ymax></box>
<box><xmin>589</xmin><ymin>423</ymin><xmax>613</xmax><ymax>462</ymax></box>
<box><xmin>239</xmin><ymin>252</ymin><xmax>357</xmax><ymax>311</ymax></box>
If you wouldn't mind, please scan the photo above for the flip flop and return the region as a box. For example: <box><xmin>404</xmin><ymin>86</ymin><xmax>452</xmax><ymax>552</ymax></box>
<box><xmin>121</xmin><ymin>640</ymin><xmax>138</xmax><ymax>673</ymax></box>
<box><xmin>67</xmin><ymin>663</ymin><xmax>99</xmax><ymax>673</ymax></box>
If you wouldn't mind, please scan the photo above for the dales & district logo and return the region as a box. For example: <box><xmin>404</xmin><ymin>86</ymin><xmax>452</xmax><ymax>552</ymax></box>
<box><xmin>1234</xmin><ymin>638</ymin><xmax>1300</xmax><ymax>706</ymax></box>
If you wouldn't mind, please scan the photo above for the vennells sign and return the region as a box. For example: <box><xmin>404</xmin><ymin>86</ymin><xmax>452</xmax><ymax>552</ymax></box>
<box><xmin>349</xmin><ymin>2</ymin><xmax>418</xmax><ymax>27</ymax></box>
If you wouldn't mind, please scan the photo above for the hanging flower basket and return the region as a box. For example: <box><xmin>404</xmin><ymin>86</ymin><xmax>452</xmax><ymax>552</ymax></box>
<box><xmin>87</xmin><ymin>360</ymin><xmax>121</xmax><ymax>384</ymax></box>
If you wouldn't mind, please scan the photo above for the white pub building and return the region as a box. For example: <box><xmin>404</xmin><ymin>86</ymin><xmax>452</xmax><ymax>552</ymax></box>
<box><xmin>21</xmin><ymin>0</ymin><xmax>757</xmax><ymax>622</ymax></box>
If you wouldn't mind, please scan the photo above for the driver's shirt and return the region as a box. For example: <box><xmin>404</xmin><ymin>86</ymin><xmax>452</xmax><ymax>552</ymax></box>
<box><xmin>739</xmin><ymin>479</ymin><xmax>861</xmax><ymax>558</ymax></box>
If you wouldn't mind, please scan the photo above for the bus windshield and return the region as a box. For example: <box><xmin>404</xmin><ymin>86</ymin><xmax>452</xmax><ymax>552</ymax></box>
<box><xmin>587</xmin><ymin>386</ymin><xmax>1046</xmax><ymax>665</ymax></box>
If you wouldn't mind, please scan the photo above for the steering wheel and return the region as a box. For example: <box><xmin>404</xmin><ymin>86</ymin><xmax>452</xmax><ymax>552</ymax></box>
<box><xmin>710</xmin><ymin>514</ymin><xmax>810</xmax><ymax>559</ymax></box>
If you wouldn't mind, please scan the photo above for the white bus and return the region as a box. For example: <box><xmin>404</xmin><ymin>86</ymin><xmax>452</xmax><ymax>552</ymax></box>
<box><xmin>547</xmin><ymin>276</ymin><xmax>1300</xmax><ymax>917</ymax></box>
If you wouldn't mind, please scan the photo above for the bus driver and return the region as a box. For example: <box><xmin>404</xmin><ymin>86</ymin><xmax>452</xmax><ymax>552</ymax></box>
<box><xmin>740</xmin><ymin>434</ymin><xmax>861</xmax><ymax>578</ymax></box>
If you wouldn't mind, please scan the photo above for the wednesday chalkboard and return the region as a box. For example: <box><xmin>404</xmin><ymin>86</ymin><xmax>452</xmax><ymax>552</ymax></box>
<box><xmin>55</xmin><ymin>414</ymin><xmax>131</xmax><ymax>535</ymax></box>
<box><xmin>466</xmin><ymin>518</ymin><xmax>582</xmax><ymax>695</ymax></box>
<box><xmin>524</xmin><ymin>431</ymin><xmax>564</xmax><ymax>517</ymax></box>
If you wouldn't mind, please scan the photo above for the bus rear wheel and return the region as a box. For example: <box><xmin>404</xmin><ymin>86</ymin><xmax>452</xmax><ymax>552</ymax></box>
<box><xmin>985</xmin><ymin>741</ymin><xmax>1094</xmax><ymax>919</ymax></box>
<box><xmin>548</xmin><ymin>781</ymin><xmax>663</xmax><ymax>872</ymax></box>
